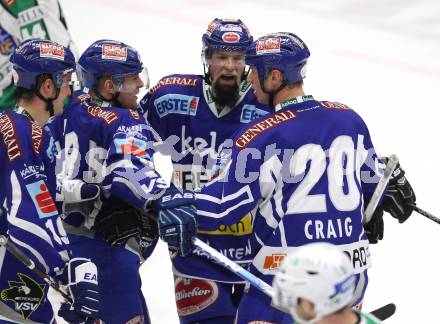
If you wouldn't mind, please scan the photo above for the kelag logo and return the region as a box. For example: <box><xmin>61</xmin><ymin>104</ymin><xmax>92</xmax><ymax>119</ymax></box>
<box><xmin>154</xmin><ymin>94</ymin><xmax>199</xmax><ymax>118</ymax></box>
<box><xmin>1</xmin><ymin>273</ymin><xmax>45</xmax><ymax>319</ymax></box>
<box><xmin>240</xmin><ymin>105</ymin><xmax>268</xmax><ymax>123</ymax></box>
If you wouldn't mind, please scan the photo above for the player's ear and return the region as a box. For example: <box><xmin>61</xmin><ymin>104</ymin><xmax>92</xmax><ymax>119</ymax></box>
<box><xmin>101</xmin><ymin>77</ymin><xmax>116</xmax><ymax>95</ymax></box>
<box><xmin>269</xmin><ymin>69</ymin><xmax>283</xmax><ymax>86</ymax></box>
<box><xmin>39</xmin><ymin>77</ymin><xmax>56</xmax><ymax>98</ymax></box>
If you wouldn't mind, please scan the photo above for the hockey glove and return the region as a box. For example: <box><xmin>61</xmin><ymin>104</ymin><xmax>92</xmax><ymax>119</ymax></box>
<box><xmin>95</xmin><ymin>198</ymin><xmax>158</xmax><ymax>247</ymax></box>
<box><xmin>60</xmin><ymin>179</ymin><xmax>100</xmax><ymax>216</ymax></box>
<box><xmin>382</xmin><ymin>159</ymin><xmax>416</xmax><ymax>223</ymax></box>
<box><xmin>364</xmin><ymin>208</ymin><xmax>384</xmax><ymax>244</ymax></box>
<box><xmin>151</xmin><ymin>185</ymin><xmax>197</xmax><ymax>257</ymax></box>
<box><xmin>58</xmin><ymin>258</ymin><xmax>100</xmax><ymax>323</ymax></box>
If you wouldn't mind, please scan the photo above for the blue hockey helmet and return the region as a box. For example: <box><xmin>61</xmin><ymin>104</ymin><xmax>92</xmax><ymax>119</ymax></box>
<box><xmin>10</xmin><ymin>39</ymin><xmax>76</xmax><ymax>90</ymax></box>
<box><xmin>201</xmin><ymin>18</ymin><xmax>253</xmax><ymax>64</ymax></box>
<box><xmin>77</xmin><ymin>39</ymin><xmax>149</xmax><ymax>91</ymax></box>
<box><xmin>246</xmin><ymin>32</ymin><xmax>310</xmax><ymax>84</ymax></box>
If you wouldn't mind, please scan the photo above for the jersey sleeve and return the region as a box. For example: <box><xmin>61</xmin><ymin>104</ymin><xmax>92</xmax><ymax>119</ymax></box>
<box><xmin>1</xmin><ymin>115</ymin><xmax>69</xmax><ymax>277</ymax></box>
<box><xmin>195</xmin><ymin>137</ymin><xmax>263</xmax><ymax>231</ymax></box>
<box><xmin>101</xmin><ymin>110</ymin><xmax>167</xmax><ymax>209</ymax></box>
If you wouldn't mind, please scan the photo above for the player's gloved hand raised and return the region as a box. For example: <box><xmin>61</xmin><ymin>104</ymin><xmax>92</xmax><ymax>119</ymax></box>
<box><xmin>151</xmin><ymin>185</ymin><xmax>197</xmax><ymax>257</ymax></box>
<box><xmin>95</xmin><ymin>198</ymin><xmax>158</xmax><ymax>247</ymax></box>
<box><xmin>58</xmin><ymin>258</ymin><xmax>100</xmax><ymax>323</ymax></box>
<box><xmin>364</xmin><ymin>208</ymin><xmax>384</xmax><ymax>244</ymax></box>
<box><xmin>381</xmin><ymin>158</ymin><xmax>416</xmax><ymax>223</ymax></box>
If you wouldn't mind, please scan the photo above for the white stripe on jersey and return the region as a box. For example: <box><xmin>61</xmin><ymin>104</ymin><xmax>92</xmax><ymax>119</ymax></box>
<box><xmin>10</xmin><ymin>235</ymin><xmax>50</xmax><ymax>274</ymax></box>
<box><xmin>196</xmin><ymin>186</ymin><xmax>254</xmax><ymax>219</ymax></box>
<box><xmin>7</xmin><ymin>171</ymin><xmax>54</xmax><ymax>247</ymax></box>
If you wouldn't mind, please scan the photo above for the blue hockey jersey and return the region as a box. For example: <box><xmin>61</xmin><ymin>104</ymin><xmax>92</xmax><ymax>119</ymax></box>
<box><xmin>51</xmin><ymin>93</ymin><xmax>167</xmax><ymax>231</ymax></box>
<box><xmin>138</xmin><ymin>74</ymin><xmax>271</xmax><ymax>282</ymax></box>
<box><xmin>0</xmin><ymin>112</ymin><xmax>68</xmax><ymax>276</ymax></box>
<box><xmin>195</xmin><ymin>96</ymin><xmax>384</xmax><ymax>288</ymax></box>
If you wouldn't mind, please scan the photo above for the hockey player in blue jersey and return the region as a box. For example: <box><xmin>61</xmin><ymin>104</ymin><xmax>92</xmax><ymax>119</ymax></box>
<box><xmin>137</xmin><ymin>18</ymin><xmax>271</xmax><ymax>324</ymax></box>
<box><xmin>52</xmin><ymin>39</ymin><xmax>197</xmax><ymax>323</ymax></box>
<box><xmin>0</xmin><ymin>40</ymin><xmax>100</xmax><ymax>323</ymax></box>
<box><xmin>194</xmin><ymin>32</ymin><xmax>416</xmax><ymax>323</ymax></box>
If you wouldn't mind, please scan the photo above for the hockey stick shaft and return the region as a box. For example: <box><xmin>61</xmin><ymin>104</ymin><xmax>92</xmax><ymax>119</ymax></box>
<box><xmin>192</xmin><ymin>237</ymin><xmax>274</xmax><ymax>298</ymax></box>
<box><xmin>409</xmin><ymin>204</ymin><xmax>440</xmax><ymax>225</ymax></box>
<box><xmin>364</xmin><ymin>154</ymin><xmax>399</xmax><ymax>224</ymax></box>
<box><xmin>0</xmin><ymin>235</ymin><xmax>72</xmax><ymax>303</ymax></box>
<box><xmin>193</xmin><ymin>238</ymin><xmax>396</xmax><ymax>320</ymax></box>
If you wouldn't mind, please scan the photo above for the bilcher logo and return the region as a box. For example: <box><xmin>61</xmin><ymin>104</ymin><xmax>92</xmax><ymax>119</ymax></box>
<box><xmin>1</xmin><ymin>273</ymin><xmax>45</xmax><ymax>319</ymax></box>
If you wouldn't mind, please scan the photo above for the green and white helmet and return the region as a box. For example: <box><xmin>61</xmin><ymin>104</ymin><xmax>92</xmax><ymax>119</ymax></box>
<box><xmin>272</xmin><ymin>242</ymin><xmax>356</xmax><ymax>324</ymax></box>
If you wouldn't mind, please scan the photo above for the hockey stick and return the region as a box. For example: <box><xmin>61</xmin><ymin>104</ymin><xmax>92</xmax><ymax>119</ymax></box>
<box><xmin>369</xmin><ymin>303</ymin><xmax>396</xmax><ymax>321</ymax></box>
<box><xmin>0</xmin><ymin>235</ymin><xmax>72</xmax><ymax>303</ymax></box>
<box><xmin>192</xmin><ymin>237</ymin><xmax>275</xmax><ymax>298</ymax></box>
<box><xmin>409</xmin><ymin>204</ymin><xmax>440</xmax><ymax>225</ymax></box>
<box><xmin>0</xmin><ymin>235</ymin><xmax>102</xmax><ymax>324</ymax></box>
<box><xmin>193</xmin><ymin>238</ymin><xmax>396</xmax><ymax>321</ymax></box>
<box><xmin>364</xmin><ymin>154</ymin><xmax>399</xmax><ymax>224</ymax></box>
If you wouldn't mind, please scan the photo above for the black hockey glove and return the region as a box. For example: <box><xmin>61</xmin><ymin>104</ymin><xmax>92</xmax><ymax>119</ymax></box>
<box><xmin>364</xmin><ymin>208</ymin><xmax>384</xmax><ymax>244</ymax></box>
<box><xmin>381</xmin><ymin>159</ymin><xmax>416</xmax><ymax>223</ymax></box>
<box><xmin>151</xmin><ymin>185</ymin><xmax>197</xmax><ymax>257</ymax></box>
<box><xmin>95</xmin><ymin>198</ymin><xmax>158</xmax><ymax>247</ymax></box>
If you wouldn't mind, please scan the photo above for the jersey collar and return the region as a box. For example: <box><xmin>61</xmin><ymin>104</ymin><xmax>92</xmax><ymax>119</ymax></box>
<box><xmin>14</xmin><ymin>106</ymin><xmax>34</xmax><ymax>121</ymax></box>
<box><xmin>202</xmin><ymin>80</ymin><xmax>251</xmax><ymax>118</ymax></box>
<box><xmin>275</xmin><ymin>95</ymin><xmax>315</xmax><ymax>111</ymax></box>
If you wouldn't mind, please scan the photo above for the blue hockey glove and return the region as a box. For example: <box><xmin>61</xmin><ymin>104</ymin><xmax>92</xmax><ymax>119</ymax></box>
<box><xmin>152</xmin><ymin>186</ymin><xmax>197</xmax><ymax>257</ymax></box>
<box><xmin>58</xmin><ymin>258</ymin><xmax>100</xmax><ymax>323</ymax></box>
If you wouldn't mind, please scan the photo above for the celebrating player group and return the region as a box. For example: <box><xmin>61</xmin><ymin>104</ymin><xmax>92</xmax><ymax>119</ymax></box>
<box><xmin>0</xmin><ymin>1</ymin><xmax>418</xmax><ymax>323</ymax></box>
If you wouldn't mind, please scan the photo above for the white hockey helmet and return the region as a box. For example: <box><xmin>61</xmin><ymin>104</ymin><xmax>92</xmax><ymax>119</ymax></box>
<box><xmin>272</xmin><ymin>243</ymin><xmax>356</xmax><ymax>324</ymax></box>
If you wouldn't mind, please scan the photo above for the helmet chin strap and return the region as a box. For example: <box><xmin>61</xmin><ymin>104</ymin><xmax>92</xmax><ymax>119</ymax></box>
<box><xmin>94</xmin><ymin>88</ymin><xmax>122</xmax><ymax>107</ymax></box>
<box><xmin>260</xmin><ymin>78</ymin><xmax>288</xmax><ymax>109</ymax></box>
<box><xmin>35</xmin><ymin>88</ymin><xmax>60</xmax><ymax>117</ymax></box>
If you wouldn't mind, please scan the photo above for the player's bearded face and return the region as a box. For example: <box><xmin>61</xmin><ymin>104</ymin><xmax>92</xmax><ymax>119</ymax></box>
<box><xmin>115</xmin><ymin>74</ymin><xmax>144</xmax><ymax>110</ymax></box>
<box><xmin>209</xmin><ymin>50</ymin><xmax>245</xmax><ymax>107</ymax></box>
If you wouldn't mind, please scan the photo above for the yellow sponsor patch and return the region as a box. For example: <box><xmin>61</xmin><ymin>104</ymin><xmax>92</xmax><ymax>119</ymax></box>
<box><xmin>197</xmin><ymin>213</ymin><xmax>253</xmax><ymax>236</ymax></box>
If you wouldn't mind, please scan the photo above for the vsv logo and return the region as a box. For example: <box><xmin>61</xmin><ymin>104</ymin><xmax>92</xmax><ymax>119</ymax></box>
<box><xmin>1</xmin><ymin>273</ymin><xmax>45</xmax><ymax>319</ymax></box>
<box><xmin>154</xmin><ymin>94</ymin><xmax>199</xmax><ymax>118</ymax></box>
<box><xmin>240</xmin><ymin>105</ymin><xmax>268</xmax><ymax>123</ymax></box>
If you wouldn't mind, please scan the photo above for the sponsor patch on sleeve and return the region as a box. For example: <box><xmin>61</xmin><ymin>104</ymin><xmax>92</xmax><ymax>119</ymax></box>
<box><xmin>240</xmin><ymin>105</ymin><xmax>269</xmax><ymax>123</ymax></box>
<box><xmin>25</xmin><ymin>180</ymin><xmax>58</xmax><ymax>219</ymax></box>
<box><xmin>114</xmin><ymin>136</ymin><xmax>149</xmax><ymax>158</ymax></box>
<box><xmin>154</xmin><ymin>94</ymin><xmax>199</xmax><ymax>118</ymax></box>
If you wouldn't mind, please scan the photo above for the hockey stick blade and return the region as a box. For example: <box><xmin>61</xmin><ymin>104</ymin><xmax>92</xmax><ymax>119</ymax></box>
<box><xmin>409</xmin><ymin>204</ymin><xmax>440</xmax><ymax>225</ymax></box>
<box><xmin>369</xmin><ymin>303</ymin><xmax>396</xmax><ymax>321</ymax></box>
